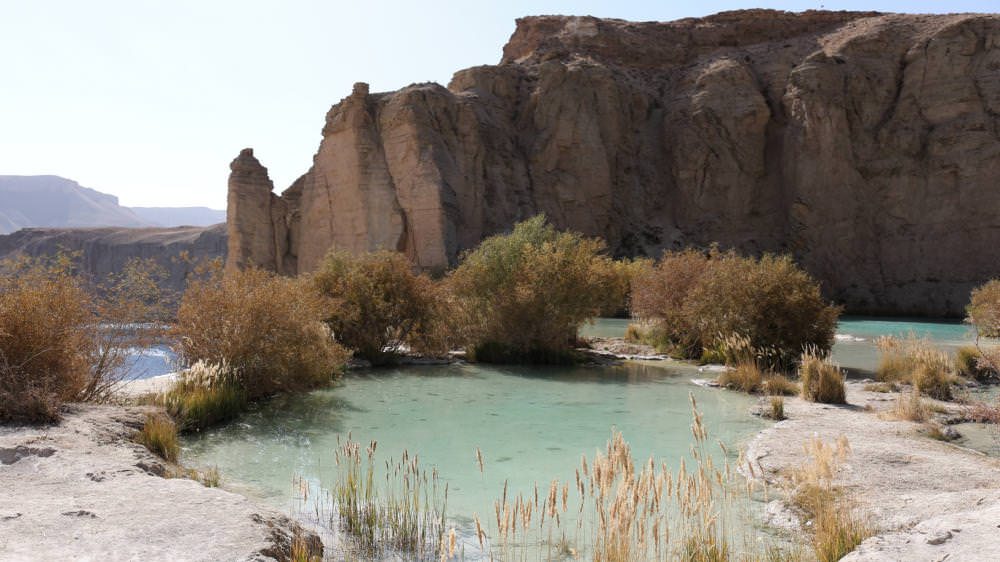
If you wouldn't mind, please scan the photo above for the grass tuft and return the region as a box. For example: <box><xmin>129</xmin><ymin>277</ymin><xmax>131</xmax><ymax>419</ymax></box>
<box><xmin>135</xmin><ymin>413</ymin><xmax>179</xmax><ymax>463</ymax></box>
<box><xmin>799</xmin><ymin>349</ymin><xmax>846</xmax><ymax>404</ymax></box>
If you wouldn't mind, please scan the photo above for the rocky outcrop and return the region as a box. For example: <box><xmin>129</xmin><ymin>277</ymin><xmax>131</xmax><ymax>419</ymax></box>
<box><xmin>0</xmin><ymin>224</ymin><xmax>227</xmax><ymax>294</ymax></box>
<box><xmin>228</xmin><ymin>10</ymin><xmax>1000</xmax><ymax>316</ymax></box>
<box><xmin>0</xmin><ymin>404</ymin><xmax>322</xmax><ymax>561</ymax></box>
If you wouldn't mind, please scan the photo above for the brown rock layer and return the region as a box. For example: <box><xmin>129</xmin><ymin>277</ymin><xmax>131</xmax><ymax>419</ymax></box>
<box><xmin>227</xmin><ymin>10</ymin><xmax>1000</xmax><ymax>316</ymax></box>
<box><xmin>0</xmin><ymin>224</ymin><xmax>227</xmax><ymax>294</ymax></box>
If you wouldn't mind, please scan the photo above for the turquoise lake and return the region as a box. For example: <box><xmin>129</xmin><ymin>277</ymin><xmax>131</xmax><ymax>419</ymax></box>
<box><xmin>178</xmin><ymin>316</ymin><xmax>991</xmax><ymax>557</ymax></box>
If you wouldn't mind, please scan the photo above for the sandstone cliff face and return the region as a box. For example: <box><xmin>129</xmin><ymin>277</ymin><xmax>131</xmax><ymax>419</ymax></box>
<box><xmin>228</xmin><ymin>10</ymin><xmax>1000</xmax><ymax>316</ymax></box>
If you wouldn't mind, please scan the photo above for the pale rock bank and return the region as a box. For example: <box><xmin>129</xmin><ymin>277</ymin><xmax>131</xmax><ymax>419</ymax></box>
<box><xmin>0</xmin><ymin>405</ymin><xmax>320</xmax><ymax>562</ymax></box>
<box><xmin>745</xmin><ymin>381</ymin><xmax>1000</xmax><ymax>560</ymax></box>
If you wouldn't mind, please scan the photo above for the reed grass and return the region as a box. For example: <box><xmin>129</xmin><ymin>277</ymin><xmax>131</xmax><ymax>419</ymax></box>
<box><xmin>891</xmin><ymin>388</ymin><xmax>928</xmax><ymax>422</ymax></box>
<box><xmin>135</xmin><ymin>413</ymin><xmax>179</xmax><ymax>463</ymax></box>
<box><xmin>876</xmin><ymin>334</ymin><xmax>958</xmax><ymax>400</ymax></box>
<box><xmin>799</xmin><ymin>348</ymin><xmax>846</xmax><ymax>404</ymax></box>
<box><xmin>485</xmin><ymin>392</ymin><xmax>794</xmax><ymax>561</ymax></box>
<box><xmin>763</xmin><ymin>375</ymin><xmax>799</xmax><ymax>396</ymax></box>
<box><xmin>783</xmin><ymin>435</ymin><xmax>874</xmax><ymax>561</ymax></box>
<box><xmin>294</xmin><ymin>436</ymin><xmax>451</xmax><ymax>560</ymax></box>
<box><xmin>767</xmin><ymin>397</ymin><xmax>786</xmax><ymax>421</ymax></box>
<box><xmin>160</xmin><ymin>360</ymin><xmax>248</xmax><ymax>431</ymax></box>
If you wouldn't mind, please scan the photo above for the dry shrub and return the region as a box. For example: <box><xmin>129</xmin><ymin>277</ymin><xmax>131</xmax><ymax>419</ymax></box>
<box><xmin>631</xmin><ymin>248</ymin><xmax>840</xmax><ymax>370</ymax></box>
<box><xmin>967</xmin><ymin>279</ymin><xmax>1000</xmax><ymax>337</ymax></box>
<box><xmin>955</xmin><ymin>345</ymin><xmax>996</xmax><ymax>382</ymax></box>
<box><xmin>595</xmin><ymin>257</ymin><xmax>654</xmax><ymax>317</ymax></box>
<box><xmin>799</xmin><ymin>349</ymin><xmax>846</xmax><ymax>404</ymax></box>
<box><xmin>172</xmin><ymin>261</ymin><xmax>349</xmax><ymax>401</ymax></box>
<box><xmin>0</xmin><ymin>254</ymin><xmax>166</xmax><ymax>422</ymax></box>
<box><xmin>135</xmin><ymin>413</ymin><xmax>179</xmax><ymax>463</ymax></box>
<box><xmin>313</xmin><ymin>249</ymin><xmax>453</xmax><ymax>364</ymax></box>
<box><xmin>447</xmin><ymin>216</ymin><xmax>618</xmax><ymax>363</ymax></box>
<box><xmin>913</xmin><ymin>349</ymin><xmax>955</xmax><ymax>401</ymax></box>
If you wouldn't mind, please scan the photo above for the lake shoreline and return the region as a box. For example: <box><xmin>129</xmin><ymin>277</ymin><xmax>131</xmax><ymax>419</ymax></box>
<box><xmin>0</xmin><ymin>404</ymin><xmax>321</xmax><ymax>562</ymax></box>
<box><xmin>742</xmin><ymin>379</ymin><xmax>1000</xmax><ymax>560</ymax></box>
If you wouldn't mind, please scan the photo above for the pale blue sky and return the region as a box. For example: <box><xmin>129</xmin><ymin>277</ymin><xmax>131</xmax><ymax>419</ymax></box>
<box><xmin>1</xmin><ymin>0</ymin><xmax>995</xmax><ymax>208</ymax></box>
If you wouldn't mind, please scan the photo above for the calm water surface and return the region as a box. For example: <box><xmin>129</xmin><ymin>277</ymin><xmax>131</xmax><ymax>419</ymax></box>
<box><xmin>181</xmin><ymin>357</ymin><xmax>765</xmax><ymax>552</ymax></box>
<box><xmin>177</xmin><ymin>316</ymin><xmax>995</xmax><ymax>556</ymax></box>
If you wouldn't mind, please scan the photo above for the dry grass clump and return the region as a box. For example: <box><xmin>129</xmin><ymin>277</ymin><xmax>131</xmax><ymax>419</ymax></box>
<box><xmin>766</xmin><ymin>396</ymin><xmax>786</xmax><ymax>421</ymax></box>
<box><xmin>863</xmin><ymin>382</ymin><xmax>898</xmax><ymax>393</ymax></box>
<box><xmin>0</xmin><ymin>254</ymin><xmax>166</xmax><ymax>422</ymax></box>
<box><xmin>161</xmin><ymin>361</ymin><xmax>247</xmax><ymax>431</ymax></box>
<box><xmin>890</xmin><ymin>389</ymin><xmax>928</xmax><ymax>422</ymax></box>
<box><xmin>784</xmin><ymin>435</ymin><xmax>873</xmax><ymax>562</ymax></box>
<box><xmin>763</xmin><ymin>375</ymin><xmax>799</xmax><ymax>397</ymax></box>
<box><xmin>135</xmin><ymin>413</ymin><xmax>179</xmax><ymax>463</ymax></box>
<box><xmin>313</xmin><ymin>249</ymin><xmax>453</xmax><ymax>364</ymax></box>
<box><xmin>718</xmin><ymin>361</ymin><xmax>765</xmax><ymax>393</ymax></box>
<box><xmin>630</xmin><ymin>248</ymin><xmax>840</xmax><ymax>370</ymax></box>
<box><xmin>799</xmin><ymin>349</ymin><xmax>846</xmax><ymax>404</ymax></box>
<box><xmin>875</xmin><ymin>334</ymin><xmax>959</xmax><ymax>400</ymax></box>
<box><xmin>447</xmin><ymin>215</ymin><xmax>619</xmax><ymax>364</ymax></box>
<box><xmin>172</xmin><ymin>261</ymin><xmax>349</xmax><ymax>401</ymax></box>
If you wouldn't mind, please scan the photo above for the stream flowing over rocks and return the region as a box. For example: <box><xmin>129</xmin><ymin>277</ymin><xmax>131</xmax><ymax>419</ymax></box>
<box><xmin>0</xmin><ymin>405</ymin><xmax>320</xmax><ymax>562</ymax></box>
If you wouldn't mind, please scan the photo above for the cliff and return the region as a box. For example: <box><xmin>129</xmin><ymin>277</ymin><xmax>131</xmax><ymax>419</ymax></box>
<box><xmin>0</xmin><ymin>224</ymin><xmax>227</xmax><ymax>294</ymax></box>
<box><xmin>228</xmin><ymin>10</ymin><xmax>1000</xmax><ymax>316</ymax></box>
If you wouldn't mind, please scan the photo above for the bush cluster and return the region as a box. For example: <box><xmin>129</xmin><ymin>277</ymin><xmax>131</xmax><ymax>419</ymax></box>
<box><xmin>312</xmin><ymin>249</ymin><xmax>449</xmax><ymax>364</ymax></box>
<box><xmin>171</xmin><ymin>261</ymin><xmax>349</xmax><ymax>401</ymax></box>
<box><xmin>631</xmin><ymin>248</ymin><xmax>840</xmax><ymax>370</ymax></box>
<box><xmin>875</xmin><ymin>334</ymin><xmax>957</xmax><ymax>400</ymax></box>
<box><xmin>0</xmin><ymin>255</ymin><xmax>165</xmax><ymax>422</ymax></box>
<box><xmin>799</xmin><ymin>349</ymin><xmax>846</xmax><ymax>404</ymax></box>
<box><xmin>446</xmin><ymin>215</ymin><xmax>619</xmax><ymax>363</ymax></box>
<box><xmin>967</xmin><ymin>279</ymin><xmax>1000</xmax><ymax>337</ymax></box>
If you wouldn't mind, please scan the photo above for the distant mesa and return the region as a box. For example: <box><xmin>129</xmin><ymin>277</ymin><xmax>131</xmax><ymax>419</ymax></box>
<box><xmin>227</xmin><ymin>10</ymin><xmax>1000</xmax><ymax>317</ymax></box>
<box><xmin>0</xmin><ymin>175</ymin><xmax>227</xmax><ymax>293</ymax></box>
<box><xmin>0</xmin><ymin>175</ymin><xmax>224</xmax><ymax>234</ymax></box>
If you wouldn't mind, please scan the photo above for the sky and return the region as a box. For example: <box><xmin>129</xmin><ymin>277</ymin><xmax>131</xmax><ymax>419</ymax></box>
<box><xmin>2</xmin><ymin>0</ymin><xmax>996</xmax><ymax>209</ymax></box>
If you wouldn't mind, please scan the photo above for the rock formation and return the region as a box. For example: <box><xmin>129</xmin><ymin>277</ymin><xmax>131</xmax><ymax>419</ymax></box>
<box><xmin>0</xmin><ymin>224</ymin><xmax>227</xmax><ymax>294</ymax></box>
<box><xmin>227</xmin><ymin>10</ymin><xmax>1000</xmax><ymax>316</ymax></box>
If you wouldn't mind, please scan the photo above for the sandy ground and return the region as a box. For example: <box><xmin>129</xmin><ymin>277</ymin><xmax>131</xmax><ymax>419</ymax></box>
<box><xmin>116</xmin><ymin>372</ymin><xmax>178</xmax><ymax>398</ymax></box>
<box><xmin>0</xmin><ymin>404</ymin><xmax>320</xmax><ymax>562</ymax></box>
<box><xmin>744</xmin><ymin>381</ymin><xmax>1000</xmax><ymax>560</ymax></box>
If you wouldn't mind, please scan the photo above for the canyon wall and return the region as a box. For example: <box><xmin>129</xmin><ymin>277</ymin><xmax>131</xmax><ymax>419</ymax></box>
<box><xmin>228</xmin><ymin>10</ymin><xmax>1000</xmax><ymax>316</ymax></box>
<box><xmin>0</xmin><ymin>224</ymin><xmax>227</xmax><ymax>294</ymax></box>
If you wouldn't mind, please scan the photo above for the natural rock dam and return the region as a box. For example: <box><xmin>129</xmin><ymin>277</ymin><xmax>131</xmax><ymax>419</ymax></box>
<box><xmin>227</xmin><ymin>10</ymin><xmax>1000</xmax><ymax>316</ymax></box>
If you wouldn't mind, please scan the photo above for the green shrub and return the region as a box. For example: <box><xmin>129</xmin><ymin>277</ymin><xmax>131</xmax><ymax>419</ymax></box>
<box><xmin>799</xmin><ymin>349</ymin><xmax>846</xmax><ymax>404</ymax></box>
<box><xmin>447</xmin><ymin>216</ymin><xmax>618</xmax><ymax>363</ymax></box>
<box><xmin>631</xmin><ymin>248</ymin><xmax>840</xmax><ymax>370</ymax></box>
<box><xmin>624</xmin><ymin>324</ymin><xmax>644</xmax><ymax>343</ymax></box>
<box><xmin>313</xmin><ymin>249</ymin><xmax>450</xmax><ymax>364</ymax></box>
<box><xmin>596</xmin><ymin>257</ymin><xmax>654</xmax><ymax>317</ymax></box>
<box><xmin>172</xmin><ymin>261</ymin><xmax>349</xmax><ymax>401</ymax></box>
<box><xmin>967</xmin><ymin>279</ymin><xmax>1000</xmax><ymax>337</ymax></box>
<box><xmin>136</xmin><ymin>413</ymin><xmax>179</xmax><ymax>463</ymax></box>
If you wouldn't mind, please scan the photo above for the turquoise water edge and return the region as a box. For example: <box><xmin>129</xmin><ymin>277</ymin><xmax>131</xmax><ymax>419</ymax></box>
<box><xmin>175</xmin><ymin>316</ymin><xmax>994</xmax><ymax>557</ymax></box>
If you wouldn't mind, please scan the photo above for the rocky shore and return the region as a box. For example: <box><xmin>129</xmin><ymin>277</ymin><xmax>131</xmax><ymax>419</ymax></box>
<box><xmin>0</xmin><ymin>404</ymin><xmax>320</xmax><ymax>562</ymax></box>
<box><xmin>745</xmin><ymin>380</ymin><xmax>1000</xmax><ymax>560</ymax></box>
